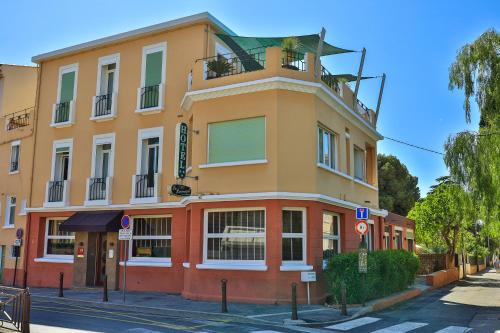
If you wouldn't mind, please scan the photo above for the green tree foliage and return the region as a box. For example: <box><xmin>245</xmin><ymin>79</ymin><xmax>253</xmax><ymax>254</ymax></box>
<box><xmin>445</xmin><ymin>28</ymin><xmax>500</xmax><ymax>250</ymax></box>
<box><xmin>378</xmin><ymin>154</ymin><xmax>420</xmax><ymax>216</ymax></box>
<box><xmin>408</xmin><ymin>177</ymin><xmax>469</xmax><ymax>257</ymax></box>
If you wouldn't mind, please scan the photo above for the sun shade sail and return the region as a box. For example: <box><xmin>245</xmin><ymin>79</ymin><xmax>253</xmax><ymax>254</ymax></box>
<box><xmin>215</xmin><ymin>34</ymin><xmax>354</xmax><ymax>56</ymax></box>
<box><xmin>332</xmin><ymin>74</ymin><xmax>375</xmax><ymax>82</ymax></box>
<box><xmin>59</xmin><ymin>210</ymin><xmax>123</xmax><ymax>232</ymax></box>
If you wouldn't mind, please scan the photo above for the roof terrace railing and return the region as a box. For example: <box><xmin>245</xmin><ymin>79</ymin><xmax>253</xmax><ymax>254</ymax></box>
<box><xmin>201</xmin><ymin>47</ymin><xmax>266</xmax><ymax>80</ymax></box>
<box><xmin>281</xmin><ymin>50</ymin><xmax>307</xmax><ymax>72</ymax></box>
<box><xmin>5</xmin><ymin>107</ymin><xmax>33</xmax><ymax>131</ymax></box>
<box><xmin>320</xmin><ymin>66</ymin><xmax>342</xmax><ymax>94</ymax></box>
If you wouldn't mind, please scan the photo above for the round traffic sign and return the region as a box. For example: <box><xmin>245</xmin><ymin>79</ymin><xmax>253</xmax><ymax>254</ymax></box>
<box><xmin>121</xmin><ymin>215</ymin><xmax>131</xmax><ymax>229</ymax></box>
<box><xmin>355</xmin><ymin>220</ymin><xmax>369</xmax><ymax>235</ymax></box>
<box><xmin>16</xmin><ymin>228</ymin><xmax>23</xmax><ymax>239</ymax></box>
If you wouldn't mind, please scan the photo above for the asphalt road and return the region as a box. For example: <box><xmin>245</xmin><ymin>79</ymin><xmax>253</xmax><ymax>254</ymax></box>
<box><xmin>4</xmin><ymin>269</ymin><xmax>498</xmax><ymax>333</ymax></box>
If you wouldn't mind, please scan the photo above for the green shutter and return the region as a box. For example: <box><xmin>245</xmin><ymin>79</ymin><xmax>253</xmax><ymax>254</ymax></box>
<box><xmin>208</xmin><ymin>117</ymin><xmax>265</xmax><ymax>164</ymax></box>
<box><xmin>60</xmin><ymin>71</ymin><xmax>75</xmax><ymax>103</ymax></box>
<box><xmin>145</xmin><ymin>51</ymin><xmax>163</xmax><ymax>87</ymax></box>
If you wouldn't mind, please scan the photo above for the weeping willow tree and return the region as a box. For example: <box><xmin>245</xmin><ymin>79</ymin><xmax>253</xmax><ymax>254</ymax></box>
<box><xmin>444</xmin><ymin>29</ymin><xmax>500</xmax><ymax>256</ymax></box>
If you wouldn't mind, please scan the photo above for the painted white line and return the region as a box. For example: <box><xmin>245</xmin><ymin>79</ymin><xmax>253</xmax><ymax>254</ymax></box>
<box><xmin>371</xmin><ymin>321</ymin><xmax>428</xmax><ymax>333</ymax></box>
<box><xmin>434</xmin><ymin>326</ymin><xmax>471</xmax><ymax>333</ymax></box>
<box><xmin>248</xmin><ymin>308</ymin><xmax>332</xmax><ymax>318</ymax></box>
<box><xmin>251</xmin><ymin>331</ymin><xmax>285</xmax><ymax>333</ymax></box>
<box><xmin>325</xmin><ymin>317</ymin><xmax>381</xmax><ymax>330</ymax></box>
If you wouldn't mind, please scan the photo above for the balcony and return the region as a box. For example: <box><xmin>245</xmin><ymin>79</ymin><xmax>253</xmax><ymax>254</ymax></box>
<box><xmin>136</xmin><ymin>84</ymin><xmax>164</xmax><ymax>115</ymax></box>
<box><xmin>91</xmin><ymin>93</ymin><xmax>117</xmax><ymax>121</ymax></box>
<box><xmin>44</xmin><ymin>180</ymin><xmax>69</xmax><ymax>207</ymax></box>
<box><xmin>5</xmin><ymin>107</ymin><xmax>32</xmax><ymax>131</ymax></box>
<box><xmin>84</xmin><ymin>177</ymin><xmax>112</xmax><ymax>206</ymax></box>
<box><xmin>130</xmin><ymin>173</ymin><xmax>161</xmax><ymax>204</ymax></box>
<box><xmin>51</xmin><ymin>101</ymin><xmax>75</xmax><ymax>127</ymax></box>
<box><xmin>187</xmin><ymin>46</ymin><xmax>377</xmax><ymax>129</ymax></box>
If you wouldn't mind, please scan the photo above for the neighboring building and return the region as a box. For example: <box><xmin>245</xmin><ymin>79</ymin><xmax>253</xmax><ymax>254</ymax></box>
<box><xmin>0</xmin><ymin>64</ymin><xmax>38</xmax><ymax>285</ymax></box>
<box><xmin>383</xmin><ymin>212</ymin><xmax>415</xmax><ymax>252</ymax></box>
<box><xmin>25</xmin><ymin>12</ymin><xmax>387</xmax><ymax>304</ymax></box>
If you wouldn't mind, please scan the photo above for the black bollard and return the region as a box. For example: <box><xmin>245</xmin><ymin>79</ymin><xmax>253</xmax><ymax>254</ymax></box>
<box><xmin>103</xmin><ymin>275</ymin><xmax>108</xmax><ymax>302</ymax></box>
<box><xmin>221</xmin><ymin>279</ymin><xmax>228</xmax><ymax>313</ymax></box>
<box><xmin>341</xmin><ymin>281</ymin><xmax>347</xmax><ymax>316</ymax></box>
<box><xmin>58</xmin><ymin>272</ymin><xmax>64</xmax><ymax>297</ymax></box>
<box><xmin>291</xmin><ymin>283</ymin><xmax>298</xmax><ymax>320</ymax></box>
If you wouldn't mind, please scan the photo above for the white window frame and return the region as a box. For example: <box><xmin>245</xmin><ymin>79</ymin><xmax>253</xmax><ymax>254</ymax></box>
<box><xmin>281</xmin><ymin>207</ymin><xmax>307</xmax><ymax>266</ymax></box>
<box><xmin>136</xmin><ymin>42</ymin><xmax>167</xmax><ymax>114</ymax></box>
<box><xmin>394</xmin><ymin>226</ymin><xmax>403</xmax><ymax>250</ymax></box>
<box><xmin>353</xmin><ymin>145</ymin><xmax>366</xmax><ymax>181</ymax></box>
<box><xmin>19</xmin><ymin>199</ymin><xmax>27</xmax><ymax>216</ymax></box>
<box><xmin>128</xmin><ymin>215</ymin><xmax>172</xmax><ymax>264</ymax></box>
<box><xmin>50</xmin><ymin>139</ymin><xmax>73</xmax><ymax>181</ymax></box>
<box><xmin>202</xmin><ymin>208</ymin><xmax>266</xmax><ymax>266</ymax></box>
<box><xmin>317</xmin><ymin>125</ymin><xmax>338</xmax><ymax>171</ymax></box>
<box><xmin>384</xmin><ymin>225</ymin><xmax>391</xmax><ymax>249</ymax></box>
<box><xmin>92</xmin><ymin>54</ymin><xmax>120</xmax><ymax>120</ymax></box>
<box><xmin>9</xmin><ymin>140</ymin><xmax>21</xmax><ymax>174</ymax></box>
<box><xmin>52</xmin><ymin>63</ymin><xmax>78</xmax><ymax>127</ymax></box>
<box><xmin>90</xmin><ymin>133</ymin><xmax>115</xmax><ymax>178</ymax></box>
<box><xmin>43</xmin><ymin>218</ymin><xmax>75</xmax><ymax>260</ymax></box>
<box><xmin>366</xmin><ymin>219</ymin><xmax>375</xmax><ymax>251</ymax></box>
<box><xmin>322</xmin><ymin>211</ymin><xmax>341</xmax><ymax>268</ymax></box>
<box><xmin>4</xmin><ymin>196</ymin><xmax>16</xmax><ymax>228</ymax></box>
<box><xmin>135</xmin><ymin>127</ymin><xmax>163</xmax><ymax>175</ymax></box>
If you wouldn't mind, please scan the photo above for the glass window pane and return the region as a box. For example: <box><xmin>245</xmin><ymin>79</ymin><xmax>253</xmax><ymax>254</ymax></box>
<box><xmin>318</xmin><ymin>128</ymin><xmax>324</xmax><ymax>164</ymax></box>
<box><xmin>47</xmin><ymin>239</ymin><xmax>74</xmax><ymax>255</ymax></box>
<box><xmin>291</xmin><ymin>211</ymin><xmax>303</xmax><ymax>233</ymax></box>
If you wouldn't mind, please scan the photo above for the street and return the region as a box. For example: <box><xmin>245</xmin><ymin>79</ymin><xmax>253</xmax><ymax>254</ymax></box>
<box><xmin>22</xmin><ymin>269</ymin><xmax>500</xmax><ymax>333</ymax></box>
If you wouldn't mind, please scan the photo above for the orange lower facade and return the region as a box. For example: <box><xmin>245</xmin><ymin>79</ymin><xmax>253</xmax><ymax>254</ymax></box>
<box><xmin>25</xmin><ymin>199</ymin><xmax>385</xmax><ymax>304</ymax></box>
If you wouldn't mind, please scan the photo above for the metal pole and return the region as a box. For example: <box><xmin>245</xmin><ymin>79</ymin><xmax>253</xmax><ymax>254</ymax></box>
<box><xmin>306</xmin><ymin>282</ymin><xmax>311</xmax><ymax>305</ymax></box>
<box><xmin>122</xmin><ymin>241</ymin><xmax>127</xmax><ymax>303</ymax></box>
<box><xmin>58</xmin><ymin>272</ymin><xmax>64</xmax><ymax>297</ymax></box>
<box><xmin>374</xmin><ymin>73</ymin><xmax>386</xmax><ymax>125</ymax></box>
<box><xmin>341</xmin><ymin>281</ymin><xmax>347</xmax><ymax>316</ymax></box>
<box><xmin>221</xmin><ymin>279</ymin><xmax>228</xmax><ymax>313</ymax></box>
<box><xmin>314</xmin><ymin>28</ymin><xmax>326</xmax><ymax>78</ymax></box>
<box><xmin>13</xmin><ymin>253</ymin><xmax>19</xmax><ymax>287</ymax></box>
<box><xmin>103</xmin><ymin>275</ymin><xmax>108</xmax><ymax>302</ymax></box>
<box><xmin>353</xmin><ymin>48</ymin><xmax>366</xmax><ymax>109</ymax></box>
<box><xmin>291</xmin><ymin>283</ymin><xmax>298</xmax><ymax>320</ymax></box>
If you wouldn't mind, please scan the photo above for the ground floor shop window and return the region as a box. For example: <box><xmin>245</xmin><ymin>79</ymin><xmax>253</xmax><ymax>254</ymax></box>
<box><xmin>323</xmin><ymin>212</ymin><xmax>340</xmax><ymax>268</ymax></box>
<box><xmin>45</xmin><ymin>219</ymin><xmax>75</xmax><ymax>257</ymax></box>
<box><xmin>205</xmin><ymin>209</ymin><xmax>265</xmax><ymax>262</ymax></box>
<box><xmin>131</xmin><ymin>216</ymin><xmax>172</xmax><ymax>260</ymax></box>
<box><xmin>282</xmin><ymin>208</ymin><xmax>306</xmax><ymax>264</ymax></box>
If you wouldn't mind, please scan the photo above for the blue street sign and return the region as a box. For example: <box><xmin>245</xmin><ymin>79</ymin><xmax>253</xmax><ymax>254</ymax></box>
<box><xmin>356</xmin><ymin>207</ymin><xmax>370</xmax><ymax>220</ymax></box>
<box><xmin>121</xmin><ymin>215</ymin><xmax>131</xmax><ymax>229</ymax></box>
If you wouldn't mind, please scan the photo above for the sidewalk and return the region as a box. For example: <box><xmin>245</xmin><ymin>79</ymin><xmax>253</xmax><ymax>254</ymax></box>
<box><xmin>28</xmin><ymin>277</ymin><xmax>432</xmax><ymax>326</ymax></box>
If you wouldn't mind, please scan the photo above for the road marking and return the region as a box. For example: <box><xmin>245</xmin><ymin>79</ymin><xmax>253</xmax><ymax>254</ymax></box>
<box><xmin>371</xmin><ymin>322</ymin><xmax>428</xmax><ymax>333</ymax></box>
<box><xmin>325</xmin><ymin>317</ymin><xmax>381</xmax><ymax>330</ymax></box>
<box><xmin>251</xmin><ymin>331</ymin><xmax>285</xmax><ymax>333</ymax></box>
<box><xmin>434</xmin><ymin>326</ymin><xmax>471</xmax><ymax>333</ymax></box>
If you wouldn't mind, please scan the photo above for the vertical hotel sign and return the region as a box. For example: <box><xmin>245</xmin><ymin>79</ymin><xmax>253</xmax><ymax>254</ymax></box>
<box><xmin>174</xmin><ymin>122</ymin><xmax>188</xmax><ymax>179</ymax></box>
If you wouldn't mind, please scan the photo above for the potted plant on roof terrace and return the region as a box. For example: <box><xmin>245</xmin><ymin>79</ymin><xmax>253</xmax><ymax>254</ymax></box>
<box><xmin>206</xmin><ymin>54</ymin><xmax>234</xmax><ymax>79</ymax></box>
<box><xmin>281</xmin><ymin>37</ymin><xmax>303</xmax><ymax>70</ymax></box>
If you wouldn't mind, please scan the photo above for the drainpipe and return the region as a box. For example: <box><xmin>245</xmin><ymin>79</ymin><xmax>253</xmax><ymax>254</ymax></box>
<box><xmin>23</xmin><ymin>62</ymin><xmax>43</xmax><ymax>288</ymax></box>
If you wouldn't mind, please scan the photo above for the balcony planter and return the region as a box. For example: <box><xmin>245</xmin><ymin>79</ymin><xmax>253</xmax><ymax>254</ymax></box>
<box><xmin>206</xmin><ymin>55</ymin><xmax>234</xmax><ymax>79</ymax></box>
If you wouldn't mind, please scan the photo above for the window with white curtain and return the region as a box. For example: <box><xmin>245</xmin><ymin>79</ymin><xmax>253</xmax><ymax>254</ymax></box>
<box><xmin>205</xmin><ymin>209</ymin><xmax>265</xmax><ymax>262</ymax></box>
<box><xmin>318</xmin><ymin>126</ymin><xmax>338</xmax><ymax>170</ymax></box>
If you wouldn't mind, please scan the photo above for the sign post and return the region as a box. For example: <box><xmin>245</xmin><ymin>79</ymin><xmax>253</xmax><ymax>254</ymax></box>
<box><xmin>119</xmin><ymin>215</ymin><xmax>131</xmax><ymax>303</ymax></box>
<box><xmin>300</xmin><ymin>271</ymin><xmax>316</xmax><ymax>305</ymax></box>
<box><xmin>355</xmin><ymin>217</ymin><xmax>369</xmax><ymax>306</ymax></box>
<box><xmin>12</xmin><ymin>228</ymin><xmax>23</xmax><ymax>287</ymax></box>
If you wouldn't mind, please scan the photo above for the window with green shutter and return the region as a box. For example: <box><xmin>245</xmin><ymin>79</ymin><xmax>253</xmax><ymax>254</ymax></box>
<box><xmin>208</xmin><ymin>117</ymin><xmax>266</xmax><ymax>164</ymax></box>
<box><xmin>60</xmin><ymin>71</ymin><xmax>75</xmax><ymax>103</ymax></box>
<box><xmin>145</xmin><ymin>51</ymin><xmax>163</xmax><ymax>87</ymax></box>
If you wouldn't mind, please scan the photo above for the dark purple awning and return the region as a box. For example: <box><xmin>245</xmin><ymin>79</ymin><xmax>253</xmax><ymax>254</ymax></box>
<box><xmin>59</xmin><ymin>210</ymin><xmax>123</xmax><ymax>232</ymax></box>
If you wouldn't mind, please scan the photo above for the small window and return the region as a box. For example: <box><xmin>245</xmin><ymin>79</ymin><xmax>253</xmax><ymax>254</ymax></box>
<box><xmin>366</xmin><ymin>222</ymin><xmax>375</xmax><ymax>251</ymax></box>
<box><xmin>205</xmin><ymin>209</ymin><xmax>265</xmax><ymax>262</ymax></box>
<box><xmin>45</xmin><ymin>219</ymin><xmax>75</xmax><ymax>257</ymax></box>
<box><xmin>384</xmin><ymin>225</ymin><xmax>391</xmax><ymax>249</ymax></box>
<box><xmin>131</xmin><ymin>216</ymin><xmax>172</xmax><ymax>259</ymax></box>
<box><xmin>5</xmin><ymin>196</ymin><xmax>16</xmax><ymax>226</ymax></box>
<box><xmin>323</xmin><ymin>212</ymin><xmax>341</xmax><ymax>268</ymax></box>
<box><xmin>318</xmin><ymin>126</ymin><xmax>338</xmax><ymax>169</ymax></box>
<box><xmin>354</xmin><ymin>146</ymin><xmax>366</xmax><ymax>181</ymax></box>
<box><xmin>406</xmin><ymin>229</ymin><xmax>414</xmax><ymax>252</ymax></box>
<box><xmin>395</xmin><ymin>229</ymin><xmax>403</xmax><ymax>250</ymax></box>
<box><xmin>10</xmin><ymin>142</ymin><xmax>20</xmax><ymax>173</ymax></box>
<box><xmin>208</xmin><ymin>117</ymin><xmax>266</xmax><ymax>164</ymax></box>
<box><xmin>282</xmin><ymin>209</ymin><xmax>306</xmax><ymax>263</ymax></box>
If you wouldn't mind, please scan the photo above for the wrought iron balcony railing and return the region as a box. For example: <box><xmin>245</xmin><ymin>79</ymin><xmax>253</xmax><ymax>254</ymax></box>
<box><xmin>87</xmin><ymin>177</ymin><xmax>107</xmax><ymax>201</ymax></box>
<box><xmin>53</xmin><ymin>102</ymin><xmax>71</xmax><ymax>123</ymax></box>
<box><xmin>134</xmin><ymin>173</ymin><xmax>157</xmax><ymax>198</ymax></box>
<box><xmin>202</xmin><ymin>47</ymin><xmax>266</xmax><ymax>80</ymax></box>
<box><xmin>320</xmin><ymin>66</ymin><xmax>342</xmax><ymax>94</ymax></box>
<box><xmin>5</xmin><ymin>107</ymin><xmax>32</xmax><ymax>131</ymax></box>
<box><xmin>94</xmin><ymin>94</ymin><xmax>113</xmax><ymax>117</ymax></box>
<box><xmin>139</xmin><ymin>85</ymin><xmax>160</xmax><ymax>109</ymax></box>
<box><xmin>281</xmin><ymin>50</ymin><xmax>307</xmax><ymax>71</ymax></box>
<box><xmin>47</xmin><ymin>180</ymin><xmax>65</xmax><ymax>203</ymax></box>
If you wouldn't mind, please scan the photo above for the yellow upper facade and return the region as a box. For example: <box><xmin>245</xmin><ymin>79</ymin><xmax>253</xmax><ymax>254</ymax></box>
<box><xmin>29</xmin><ymin>12</ymin><xmax>383</xmax><ymax>213</ymax></box>
<box><xmin>0</xmin><ymin>64</ymin><xmax>38</xmax><ymax>269</ymax></box>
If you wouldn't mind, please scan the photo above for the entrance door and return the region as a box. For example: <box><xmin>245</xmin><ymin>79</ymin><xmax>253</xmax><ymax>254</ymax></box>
<box><xmin>95</xmin><ymin>233</ymin><xmax>107</xmax><ymax>286</ymax></box>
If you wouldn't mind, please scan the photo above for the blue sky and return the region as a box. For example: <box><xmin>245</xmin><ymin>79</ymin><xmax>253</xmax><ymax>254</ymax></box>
<box><xmin>1</xmin><ymin>0</ymin><xmax>498</xmax><ymax>195</ymax></box>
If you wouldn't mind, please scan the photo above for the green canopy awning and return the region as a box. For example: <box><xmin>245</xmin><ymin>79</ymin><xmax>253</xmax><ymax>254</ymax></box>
<box><xmin>332</xmin><ymin>74</ymin><xmax>375</xmax><ymax>82</ymax></box>
<box><xmin>215</xmin><ymin>33</ymin><xmax>354</xmax><ymax>56</ymax></box>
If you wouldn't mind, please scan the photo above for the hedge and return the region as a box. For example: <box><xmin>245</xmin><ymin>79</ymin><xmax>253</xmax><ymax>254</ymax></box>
<box><xmin>324</xmin><ymin>250</ymin><xmax>419</xmax><ymax>304</ymax></box>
